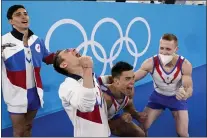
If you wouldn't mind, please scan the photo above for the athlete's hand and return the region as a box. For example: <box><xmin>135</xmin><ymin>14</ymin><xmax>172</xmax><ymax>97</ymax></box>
<box><xmin>121</xmin><ymin>112</ymin><xmax>132</xmax><ymax>123</ymax></box>
<box><xmin>1</xmin><ymin>43</ymin><xmax>16</xmax><ymax>56</ymax></box>
<box><xmin>176</xmin><ymin>87</ymin><xmax>186</xmax><ymax>100</ymax></box>
<box><xmin>79</xmin><ymin>56</ymin><xmax>93</xmax><ymax>69</ymax></box>
<box><xmin>137</xmin><ymin>112</ymin><xmax>148</xmax><ymax>123</ymax></box>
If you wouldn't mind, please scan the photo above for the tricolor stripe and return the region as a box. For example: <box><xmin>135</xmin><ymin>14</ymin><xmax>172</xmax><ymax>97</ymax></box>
<box><xmin>77</xmin><ymin>105</ymin><xmax>102</xmax><ymax>124</ymax></box>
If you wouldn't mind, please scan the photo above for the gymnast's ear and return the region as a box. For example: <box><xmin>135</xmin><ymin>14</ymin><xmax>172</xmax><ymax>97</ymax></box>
<box><xmin>113</xmin><ymin>77</ymin><xmax>120</xmax><ymax>85</ymax></box>
<box><xmin>60</xmin><ymin>61</ymin><xmax>68</xmax><ymax>69</ymax></box>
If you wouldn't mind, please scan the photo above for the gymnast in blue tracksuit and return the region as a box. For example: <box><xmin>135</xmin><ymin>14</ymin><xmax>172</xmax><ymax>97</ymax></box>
<box><xmin>2</xmin><ymin>5</ymin><xmax>54</xmax><ymax>137</ymax></box>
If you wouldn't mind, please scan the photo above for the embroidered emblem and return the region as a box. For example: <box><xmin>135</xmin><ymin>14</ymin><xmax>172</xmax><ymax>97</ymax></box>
<box><xmin>35</xmin><ymin>44</ymin><xmax>41</xmax><ymax>53</ymax></box>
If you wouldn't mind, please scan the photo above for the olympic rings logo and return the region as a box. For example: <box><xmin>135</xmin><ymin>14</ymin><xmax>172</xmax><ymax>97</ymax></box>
<box><xmin>45</xmin><ymin>17</ymin><xmax>151</xmax><ymax>75</ymax></box>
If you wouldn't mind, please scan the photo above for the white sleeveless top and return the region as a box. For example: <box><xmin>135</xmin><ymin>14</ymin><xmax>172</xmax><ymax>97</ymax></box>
<box><xmin>100</xmin><ymin>85</ymin><xmax>129</xmax><ymax>119</ymax></box>
<box><xmin>151</xmin><ymin>55</ymin><xmax>185</xmax><ymax>96</ymax></box>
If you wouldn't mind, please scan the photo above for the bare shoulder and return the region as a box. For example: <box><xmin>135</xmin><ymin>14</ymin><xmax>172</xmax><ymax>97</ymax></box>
<box><xmin>103</xmin><ymin>92</ymin><xmax>112</xmax><ymax>107</ymax></box>
<box><xmin>141</xmin><ymin>57</ymin><xmax>154</xmax><ymax>72</ymax></box>
<box><xmin>143</xmin><ymin>57</ymin><xmax>153</xmax><ymax>64</ymax></box>
<box><xmin>182</xmin><ymin>59</ymin><xmax>192</xmax><ymax>75</ymax></box>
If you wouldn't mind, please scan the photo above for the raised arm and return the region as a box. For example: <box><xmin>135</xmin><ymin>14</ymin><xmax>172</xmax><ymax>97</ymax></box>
<box><xmin>40</xmin><ymin>39</ymin><xmax>55</xmax><ymax>65</ymax></box>
<box><xmin>123</xmin><ymin>87</ymin><xmax>147</xmax><ymax>123</ymax></box>
<box><xmin>134</xmin><ymin>57</ymin><xmax>153</xmax><ymax>82</ymax></box>
<box><xmin>59</xmin><ymin>56</ymin><xmax>96</xmax><ymax>112</ymax></box>
<box><xmin>59</xmin><ymin>80</ymin><xmax>96</xmax><ymax>112</ymax></box>
<box><xmin>123</xmin><ymin>98</ymin><xmax>147</xmax><ymax>123</ymax></box>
